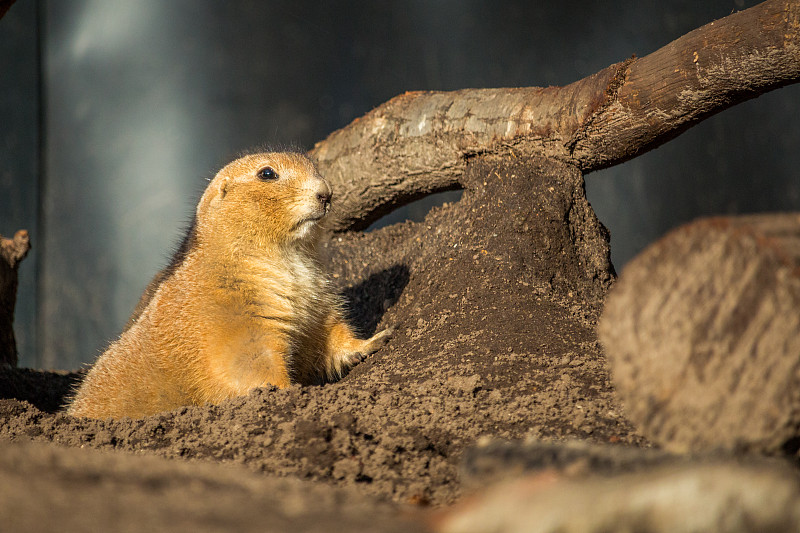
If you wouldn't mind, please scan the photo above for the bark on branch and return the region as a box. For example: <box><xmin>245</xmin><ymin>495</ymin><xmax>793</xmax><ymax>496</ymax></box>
<box><xmin>311</xmin><ymin>0</ymin><xmax>800</xmax><ymax>231</ymax></box>
<box><xmin>570</xmin><ymin>0</ymin><xmax>800</xmax><ymax>171</ymax></box>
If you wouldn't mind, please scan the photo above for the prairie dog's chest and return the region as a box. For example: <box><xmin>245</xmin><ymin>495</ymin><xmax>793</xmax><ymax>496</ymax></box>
<box><xmin>238</xmin><ymin>251</ymin><xmax>330</xmax><ymax>325</ymax></box>
<box><xmin>197</xmin><ymin>251</ymin><xmax>330</xmax><ymax>373</ymax></box>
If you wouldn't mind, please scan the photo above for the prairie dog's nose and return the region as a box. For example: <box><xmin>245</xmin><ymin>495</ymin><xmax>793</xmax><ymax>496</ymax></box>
<box><xmin>317</xmin><ymin>190</ymin><xmax>332</xmax><ymax>207</ymax></box>
<box><xmin>316</xmin><ymin>178</ymin><xmax>332</xmax><ymax>207</ymax></box>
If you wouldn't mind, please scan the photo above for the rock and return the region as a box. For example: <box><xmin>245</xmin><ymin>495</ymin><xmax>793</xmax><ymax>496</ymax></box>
<box><xmin>436</xmin><ymin>461</ymin><xmax>800</xmax><ymax>533</ymax></box>
<box><xmin>599</xmin><ymin>214</ymin><xmax>800</xmax><ymax>454</ymax></box>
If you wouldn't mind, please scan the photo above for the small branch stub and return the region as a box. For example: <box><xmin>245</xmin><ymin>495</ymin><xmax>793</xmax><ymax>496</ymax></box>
<box><xmin>1</xmin><ymin>230</ymin><xmax>31</xmax><ymax>368</ymax></box>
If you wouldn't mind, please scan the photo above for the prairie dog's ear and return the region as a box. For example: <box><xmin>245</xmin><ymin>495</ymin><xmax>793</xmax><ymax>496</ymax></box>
<box><xmin>198</xmin><ymin>176</ymin><xmax>230</xmax><ymax>214</ymax></box>
<box><xmin>218</xmin><ymin>177</ymin><xmax>230</xmax><ymax>200</ymax></box>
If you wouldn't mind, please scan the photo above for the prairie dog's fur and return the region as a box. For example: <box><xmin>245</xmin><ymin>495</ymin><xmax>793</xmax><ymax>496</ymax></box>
<box><xmin>67</xmin><ymin>152</ymin><xmax>391</xmax><ymax>419</ymax></box>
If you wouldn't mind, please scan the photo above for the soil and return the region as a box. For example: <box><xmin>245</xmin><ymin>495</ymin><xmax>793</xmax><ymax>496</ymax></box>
<box><xmin>0</xmin><ymin>155</ymin><xmax>647</xmax><ymax>530</ymax></box>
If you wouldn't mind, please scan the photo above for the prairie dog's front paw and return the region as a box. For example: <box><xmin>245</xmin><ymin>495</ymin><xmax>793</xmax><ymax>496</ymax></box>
<box><xmin>365</xmin><ymin>327</ymin><xmax>393</xmax><ymax>354</ymax></box>
<box><xmin>329</xmin><ymin>326</ymin><xmax>394</xmax><ymax>378</ymax></box>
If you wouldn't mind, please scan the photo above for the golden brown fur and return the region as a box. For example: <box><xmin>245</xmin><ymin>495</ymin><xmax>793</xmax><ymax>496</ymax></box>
<box><xmin>67</xmin><ymin>152</ymin><xmax>391</xmax><ymax>419</ymax></box>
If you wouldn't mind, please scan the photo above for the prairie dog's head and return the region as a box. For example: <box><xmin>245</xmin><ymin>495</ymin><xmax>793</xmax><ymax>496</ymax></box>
<box><xmin>197</xmin><ymin>152</ymin><xmax>332</xmax><ymax>246</ymax></box>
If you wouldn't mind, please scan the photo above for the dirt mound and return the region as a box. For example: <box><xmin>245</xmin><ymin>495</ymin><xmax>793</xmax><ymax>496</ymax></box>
<box><xmin>1</xmin><ymin>156</ymin><xmax>644</xmax><ymax>528</ymax></box>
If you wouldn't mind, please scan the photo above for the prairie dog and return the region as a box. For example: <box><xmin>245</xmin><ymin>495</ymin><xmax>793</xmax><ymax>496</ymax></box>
<box><xmin>67</xmin><ymin>152</ymin><xmax>391</xmax><ymax>419</ymax></box>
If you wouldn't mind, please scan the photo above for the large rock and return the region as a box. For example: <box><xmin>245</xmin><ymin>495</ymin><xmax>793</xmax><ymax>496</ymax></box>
<box><xmin>599</xmin><ymin>214</ymin><xmax>800</xmax><ymax>454</ymax></box>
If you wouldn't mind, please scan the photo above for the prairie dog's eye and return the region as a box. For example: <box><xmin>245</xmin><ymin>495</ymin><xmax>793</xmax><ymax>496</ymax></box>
<box><xmin>257</xmin><ymin>167</ymin><xmax>278</xmax><ymax>181</ymax></box>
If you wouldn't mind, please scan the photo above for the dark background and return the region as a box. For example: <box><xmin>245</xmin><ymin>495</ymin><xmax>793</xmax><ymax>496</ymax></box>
<box><xmin>1</xmin><ymin>0</ymin><xmax>798</xmax><ymax>370</ymax></box>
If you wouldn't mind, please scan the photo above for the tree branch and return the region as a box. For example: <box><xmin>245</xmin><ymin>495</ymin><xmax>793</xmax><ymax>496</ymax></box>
<box><xmin>570</xmin><ymin>0</ymin><xmax>800</xmax><ymax>172</ymax></box>
<box><xmin>311</xmin><ymin>66</ymin><xmax>622</xmax><ymax>231</ymax></box>
<box><xmin>311</xmin><ymin>0</ymin><xmax>800</xmax><ymax>231</ymax></box>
